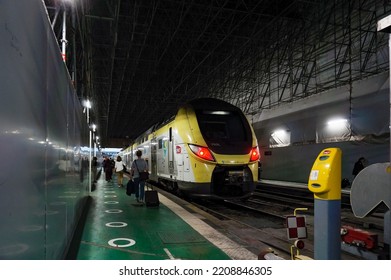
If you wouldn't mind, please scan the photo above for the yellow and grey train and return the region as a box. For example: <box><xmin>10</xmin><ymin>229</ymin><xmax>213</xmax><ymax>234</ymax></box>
<box><xmin>120</xmin><ymin>98</ymin><xmax>260</xmax><ymax>199</ymax></box>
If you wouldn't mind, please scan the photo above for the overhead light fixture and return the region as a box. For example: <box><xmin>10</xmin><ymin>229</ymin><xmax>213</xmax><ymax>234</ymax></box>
<box><xmin>203</xmin><ymin>110</ymin><xmax>230</xmax><ymax>115</ymax></box>
<box><xmin>327</xmin><ymin>118</ymin><xmax>348</xmax><ymax>126</ymax></box>
<box><xmin>271</xmin><ymin>129</ymin><xmax>287</xmax><ymax>137</ymax></box>
<box><xmin>84</xmin><ymin>100</ymin><xmax>92</xmax><ymax>108</ymax></box>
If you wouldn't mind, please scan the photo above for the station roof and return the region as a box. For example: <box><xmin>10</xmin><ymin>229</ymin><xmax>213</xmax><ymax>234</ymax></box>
<box><xmin>43</xmin><ymin>0</ymin><xmax>389</xmax><ymax>147</ymax></box>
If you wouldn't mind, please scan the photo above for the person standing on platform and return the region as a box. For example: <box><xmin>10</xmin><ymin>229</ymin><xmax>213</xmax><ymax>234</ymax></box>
<box><xmin>352</xmin><ymin>157</ymin><xmax>367</xmax><ymax>179</ymax></box>
<box><xmin>131</xmin><ymin>150</ymin><xmax>148</xmax><ymax>203</ymax></box>
<box><xmin>114</xmin><ymin>155</ymin><xmax>125</xmax><ymax>188</ymax></box>
<box><xmin>103</xmin><ymin>156</ymin><xmax>113</xmax><ymax>182</ymax></box>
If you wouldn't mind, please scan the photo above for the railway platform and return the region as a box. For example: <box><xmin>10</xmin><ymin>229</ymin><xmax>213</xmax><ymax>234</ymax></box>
<box><xmin>67</xmin><ymin>174</ymin><xmax>257</xmax><ymax>260</ymax></box>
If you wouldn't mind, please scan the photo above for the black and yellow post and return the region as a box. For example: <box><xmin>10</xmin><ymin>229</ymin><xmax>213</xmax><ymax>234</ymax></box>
<box><xmin>308</xmin><ymin>148</ymin><xmax>342</xmax><ymax>259</ymax></box>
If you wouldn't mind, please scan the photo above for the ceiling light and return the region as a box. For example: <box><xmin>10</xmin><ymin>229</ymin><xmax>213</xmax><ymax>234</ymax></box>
<box><xmin>327</xmin><ymin>118</ymin><xmax>347</xmax><ymax>126</ymax></box>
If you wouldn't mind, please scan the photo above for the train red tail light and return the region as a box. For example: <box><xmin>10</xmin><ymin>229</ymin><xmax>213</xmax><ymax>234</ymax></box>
<box><xmin>188</xmin><ymin>144</ymin><xmax>215</xmax><ymax>162</ymax></box>
<box><xmin>250</xmin><ymin>147</ymin><xmax>260</xmax><ymax>162</ymax></box>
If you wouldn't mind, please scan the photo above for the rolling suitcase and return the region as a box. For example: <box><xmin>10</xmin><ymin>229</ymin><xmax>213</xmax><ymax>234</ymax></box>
<box><xmin>144</xmin><ymin>184</ymin><xmax>159</xmax><ymax>207</ymax></box>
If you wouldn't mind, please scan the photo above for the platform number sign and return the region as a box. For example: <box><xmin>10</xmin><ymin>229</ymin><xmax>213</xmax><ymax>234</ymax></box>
<box><xmin>286</xmin><ymin>215</ymin><xmax>307</xmax><ymax>240</ymax></box>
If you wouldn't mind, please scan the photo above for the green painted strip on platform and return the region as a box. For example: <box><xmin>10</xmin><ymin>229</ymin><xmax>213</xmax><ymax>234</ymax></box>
<box><xmin>72</xmin><ymin>174</ymin><xmax>231</xmax><ymax>260</ymax></box>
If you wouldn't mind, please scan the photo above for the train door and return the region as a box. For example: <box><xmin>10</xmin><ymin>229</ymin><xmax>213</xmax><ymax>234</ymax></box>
<box><xmin>151</xmin><ymin>137</ymin><xmax>157</xmax><ymax>178</ymax></box>
<box><xmin>168</xmin><ymin>127</ymin><xmax>174</xmax><ymax>175</ymax></box>
<box><xmin>176</xmin><ymin>144</ymin><xmax>189</xmax><ymax>181</ymax></box>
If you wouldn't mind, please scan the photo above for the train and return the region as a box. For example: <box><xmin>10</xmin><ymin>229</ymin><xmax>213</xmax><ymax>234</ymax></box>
<box><xmin>119</xmin><ymin>98</ymin><xmax>260</xmax><ymax>199</ymax></box>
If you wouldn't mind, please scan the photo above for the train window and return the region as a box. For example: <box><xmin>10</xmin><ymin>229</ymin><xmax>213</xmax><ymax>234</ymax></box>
<box><xmin>169</xmin><ymin>127</ymin><xmax>172</xmax><ymax>142</ymax></box>
<box><xmin>201</xmin><ymin>121</ymin><xmax>228</xmax><ymax>140</ymax></box>
<box><xmin>158</xmin><ymin>139</ymin><xmax>163</xmax><ymax>149</ymax></box>
<box><xmin>194</xmin><ymin>109</ymin><xmax>252</xmax><ymax>154</ymax></box>
<box><xmin>196</xmin><ymin>110</ymin><xmax>247</xmax><ymax>142</ymax></box>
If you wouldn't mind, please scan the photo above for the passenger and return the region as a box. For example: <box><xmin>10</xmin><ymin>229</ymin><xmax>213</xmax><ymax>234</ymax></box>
<box><xmin>114</xmin><ymin>155</ymin><xmax>125</xmax><ymax>188</ymax></box>
<box><xmin>103</xmin><ymin>157</ymin><xmax>113</xmax><ymax>182</ymax></box>
<box><xmin>352</xmin><ymin>157</ymin><xmax>367</xmax><ymax>178</ymax></box>
<box><xmin>131</xmin><ymin>150</ymin><xmax>149</xmax><ymax>203</ymax></box>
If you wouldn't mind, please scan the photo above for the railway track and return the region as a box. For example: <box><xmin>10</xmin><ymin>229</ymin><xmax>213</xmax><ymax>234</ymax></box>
<box><xmin>253</xmin><ymin>185</ymin><xmax>385</xmax><ymax>231</ymax></box>
<box><xmin>153</xmin><ymin>181</ymin><xmax>388</xmax><ymax>259</ymax></box>
<box><xmin>187</xmin><ymin>185</ymin><xmax>387</xmax><ymax>260</ymax></box>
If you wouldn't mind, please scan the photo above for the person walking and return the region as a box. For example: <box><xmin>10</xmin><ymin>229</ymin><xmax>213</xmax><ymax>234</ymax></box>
<box><xmin>114</xmin><ymin>155</ymin><xmax>125</xmax><ymax>187</ymax></box>
<box><xmin>131</xmin><ymin>150</ymin><xmax>149</xmax><ymax>203</ymax></box>
<box><xmin>103</xmin><ymin>156</ymin><xmax>113</xmax><ymax>182</ymax></box>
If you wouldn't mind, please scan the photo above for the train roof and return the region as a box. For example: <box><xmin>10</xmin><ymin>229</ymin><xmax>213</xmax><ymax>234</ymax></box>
<box><xmin>186</xmin><ymin>98</ymin><xmax>241</xmax><ymax>111</ymax></box>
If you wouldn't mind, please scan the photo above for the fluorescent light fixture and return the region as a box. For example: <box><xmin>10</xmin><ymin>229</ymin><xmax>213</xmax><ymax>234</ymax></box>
<box><xmin>204</xmin><ymin>110</ymin><xmax>230</xmax><ymax>115</ymax></box>
<box><xmin>63</xmin><ymin>0</ymin><xmax>76</xmax><ymax>4</ymax></box>
<box><xmin>84</xmin><ymin>100</ymin><xmax>92</xmax><ymax>108</ymax></box>
<box><xmin>327</xmin><ymin>118</ymin><xmax>347</xmax><ymax>126</ymax></box>
<box><xmin>271</xmin><ymin>129</ymin><xmax>287</xmax><ymax>137</ymax></box>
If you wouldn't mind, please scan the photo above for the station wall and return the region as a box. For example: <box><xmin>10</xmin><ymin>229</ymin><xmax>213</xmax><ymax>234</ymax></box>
<box><xmin>253</xmin><ymin>73</ymin><xmax>390</xmax><ymax>183</ymax></box>
<box><xmin>0</xmin><ymin>0</ymin><xmax>89</xmax><ymax>259</ymax></box>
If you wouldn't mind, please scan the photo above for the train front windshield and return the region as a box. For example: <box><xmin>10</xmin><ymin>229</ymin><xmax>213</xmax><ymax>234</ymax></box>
<box><xmin>196</xmin><ymin>110</ymin><xmax>252</xmax><ymax>154</ymax></box>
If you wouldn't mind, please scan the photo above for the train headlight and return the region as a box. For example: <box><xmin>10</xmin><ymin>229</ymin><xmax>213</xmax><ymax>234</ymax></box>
<box><xmin>188</xmin><ymin>144</ymin><xmax>216</xmax><ymax>162</ymax></box>
<box><xmin>250</xmin><ymin>147</ymin><xmax>260</xmax><ymax>162</ymax></box>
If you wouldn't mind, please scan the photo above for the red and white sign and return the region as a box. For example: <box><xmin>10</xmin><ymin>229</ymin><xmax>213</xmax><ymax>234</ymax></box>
<box><xmin>286</xmin><ymin>215</ymin><xmax>307</xmax><ymax>240</ymax></box>
<box><xmin>176</xmin><ymin>145</ymin><xmax>181</xmax><ymax>154</ymax></box>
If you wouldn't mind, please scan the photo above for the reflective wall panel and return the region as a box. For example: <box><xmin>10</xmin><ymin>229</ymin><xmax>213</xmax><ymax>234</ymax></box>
<box><xmin>0</xmin><ymin>0</ymin><xmax>89</xmax><ymax>259</ymax></box>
